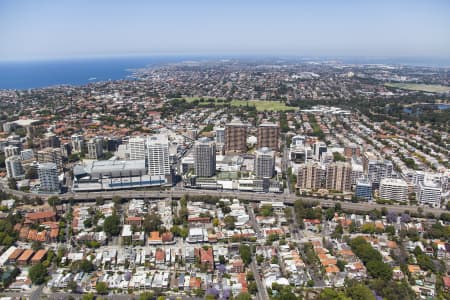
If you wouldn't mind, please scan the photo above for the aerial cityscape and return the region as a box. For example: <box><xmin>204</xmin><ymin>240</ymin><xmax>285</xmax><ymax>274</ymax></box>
<box><xmin>0</xmin><ymin>1</ymin><xmax>449</xmax><ymax>300</ymax></box>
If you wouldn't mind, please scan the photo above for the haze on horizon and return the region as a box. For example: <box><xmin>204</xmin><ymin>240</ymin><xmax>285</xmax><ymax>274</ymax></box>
<box><xmin>0</xmin><ymin>0</ymin><xmax>449</xmax><ymax>62</ymax></box>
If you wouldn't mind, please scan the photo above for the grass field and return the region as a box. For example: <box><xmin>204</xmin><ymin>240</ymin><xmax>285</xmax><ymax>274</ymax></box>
<box><xmin>179</xmin><ymin>97</ymin><xmax>295</xmax><ymax>112</ymax></box>
<box><xmin>385</xmin><ymin>83</ymin><xmax>450</xmax><ymax>93</ymax></box>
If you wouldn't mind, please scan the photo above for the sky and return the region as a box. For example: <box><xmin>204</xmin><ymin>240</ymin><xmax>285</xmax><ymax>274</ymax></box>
<box><xmin>0</xmin><ymin>0</ymin><xmax>449</xmax><ymax>61</ymax></box>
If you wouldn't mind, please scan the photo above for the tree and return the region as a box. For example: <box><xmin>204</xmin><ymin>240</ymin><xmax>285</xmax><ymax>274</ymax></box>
<box><xmin>236</xmin><ymin>292</ymin><xmax>252</xmax><ymax>300</ymax></box>
<box><xmin>346</xmin><ymin>284</ymin><xmax>375</xmax><ymax>300</ymax></box>
<box><xmin>96</xmin><ymin>281</ymin><xmax>108</xmax><ymax>294</ymax></box>
<box><xmin>103</xmin><ymin>214</ymin><xmax>121</xmax><ymax>236</ymax></box>
<box><xmin>260</xmin><ymin>204</ymin><xmax>273</xmax><ymax>217</ymax></box>
<box><xmin>95</xmin><ymin>196</ymin><xmax>105</xmax><ymax>206</ymax></box>
<box><xmin>31</xmin><ymin>241</ymin><xmax>43</xmax><ymax>251</ymax></box>
<box><xmin>139</xmin><ymin>292</ymin><xmax>154</xmax><ymax>300</ymax></box>
<box><xmin>67</xmin><ymin>280</ymin><xmax>78</xmax><ymax>293</ymax></box>
<box><xmin>7</xmin><ymin>178</ymin><xmax>17</xmax><ymax>190</ymax></box>
<box><xmin>224</xmin><ymin>215</ymin><xmax>236</xmax><ymax>230</ymax></box>
<box><xmin>28</xmin><ymin>263</ymin><xmax>47</xmax><ymax>284</ymax></box>
<box><xmin>47</xmin><ymin>196</ymin><xmax>61</xmax><ymax>207</ymax></box>
<box><xmin>78</xmin><ymin>259</ymin><xmax>95</xmax><ymax>273</ymax></box>
<box><xmin>239</xmin><ymin>244</ymin><xmax>252</xmax><ymax>265</ymax></box>
<box><xmin>366</xmin><ymin>260</ymin><xmax>393</xmax><ymax>281</ymax></box>
<box><xmin>82</xmin><ymin>294</ymin><xmax>95</xmax><ymax>300</ymax></box>
<box><xmin>319</xmin><ymin>288</ymin><xmax>350</xmax><ymax>300</ymax></box>
<box><xmin>143</xmin><ymin>213</ymin><xmax>162</xmax><ymax>233</ymax></box>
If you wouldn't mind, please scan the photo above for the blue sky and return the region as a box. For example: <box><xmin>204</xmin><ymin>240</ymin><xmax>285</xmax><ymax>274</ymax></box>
<box><xmin>0</xmin><ymin>0</ymin><xmax>449</xmax><ymax>61</ymax></box>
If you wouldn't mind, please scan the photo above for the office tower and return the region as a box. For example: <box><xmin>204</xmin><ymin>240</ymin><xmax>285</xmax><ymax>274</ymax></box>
<box><xmin>344</xmin><ymin>143</ymin><xmax>361</xmax><ymax>158</ymax></box>
<box><xmin>225</xmin><ymin>120</ymin><xmax>247</xmax><ymax>153</ymax></box>
<box><xmin>289</xmin><ymin>144</ymin><xmax>306</xmax><ymax>163</ymax></box>
<box><xmin>71</xmin><ymin>134</ymin><xmax>84</xmax><ymax>153</ymax></box>
<box><xmin>2</xmin><ymin>122</ymin><xmax>13</xmax><ymax>133</ymax></box>
<box><xmin>107</xmin><ymin>137</ymin><xmax>122</xmax><ymax>152</ymax></box>
<box><xmin>61</xmin><ymin>142</ymin><xmax>72</xmax><ymax>157</ymax></box>
<box><xmin>87</xmin><ymin>137</ymin><xmax>104</xmax><ymax>159</ymax></box>
<box><xmin>313</xmin><ymin>142</ymin><xmax>327</xmax><ymax>160</ymax></box>
<box><xmin>129</xmin><ymin>136</ymin><xmax>146</xmax><ymax>160</ymax></box>
<box><xmin>417</xmin><ymin>180</ymin><xmax>441</xmax><ymax>207</ymax></box>
<box><xmin>4</xmin><ymin>145</ymin><xmax>20</xmax><ymax>158</ymax></box>
<box><xmin>254</xmin><ymin>147</ymin><xmax>275</xmax><ymax>178</ymax></box>
<box><xmin>5</xmin><ymin>155</ymin><xmax>24</xmax><ymax>179</ymax></box>
<box><xmin>257</xmin><ymin>122</ymin><xmax>280</xmax><ymax>151</ymax></box>
<box><xmin>355</xmin><ymin>177</ymin><xmax>372</xmax><ymax>201</ymax></box>
<box><xmin>351</xmin><ymin>157</ymin><xmax>364</xmax><ymax>185</ymax></box>
<box><xmin>379</xmin><ymin>178</ymin><xmax>408</xmax><ymax>203</ymax></box>
<box><xmin>37</xmin><ymin>147</ymin><xmax>63</xmax><ymax>171</ymax></box>
<box><xmin>147</xmin><ymin>135</ymin><xmax>170</xmax><ymax>177</ymax></box>
<box><xmin>20</xmin><ymin>149</ymin><xmax>34</xmax><ymax>161</ymax></box>
<box><xmin>363</xmin><ymin>152</ymin><xmax>393</xmax><ymax>189</ymax></box>
<box><xmin>47</xmin><ymin>133</ymin><xmax>61</xmax><ymax>148</ymax></box>
<box><xmin>38</xmin><ymin>163</ymin><xmax>59</xmax><ymax>193</ymax></box>
<box><xmin>297</xmin><ymin>162</ymin><xmax>325</xmax><ymax>190</ymax></box>
<box><xmin>326</xmin><ymin>162</ymin><xmax>352</xmax><ymax>192</ymax></box>
<box><xmin>194</xmin><ymin>137</ymin><xmax>216</xmax><ymax>177</ymax></box>
<box><xmin>214</xmin><ymin>127</ymin><xmax>225</xmax><ymax>145</ymax></box>
<box><xmin>290</xmin><ymin>135</ymin><xmax>306</xmax><ymax>147</ymax></box>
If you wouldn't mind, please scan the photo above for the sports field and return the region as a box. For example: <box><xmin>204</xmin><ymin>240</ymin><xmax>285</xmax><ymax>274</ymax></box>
<box><xmin>180</xmin><ymin>97</ymin><xmax>295</xmax><ymax>112</ymax></box>
<box><xmin>385</xmin><ymin>83</ymin><xmax>450</xmax><ymax>93</ymax></box>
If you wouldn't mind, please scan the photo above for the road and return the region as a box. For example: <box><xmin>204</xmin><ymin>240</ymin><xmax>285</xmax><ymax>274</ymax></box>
<box><xmin>1</xmin><ymin>183</ymin><xmax>445</xmax><ymax>217</ymax></box>
<box><xmin>250</xmin><ymin>259</ymin><xmax>269</xmax><ymax>300</ymax></box>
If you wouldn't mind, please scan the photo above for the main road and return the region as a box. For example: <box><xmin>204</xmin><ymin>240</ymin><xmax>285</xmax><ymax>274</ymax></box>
<box><xmin>1</xmin><ymin>183</ymin><xmax>445</xmax><ymax>217</ymax></box>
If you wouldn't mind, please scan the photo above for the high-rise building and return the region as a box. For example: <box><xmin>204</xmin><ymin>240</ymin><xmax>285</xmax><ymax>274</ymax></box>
<box><xmin>194</xmin><ymin>137</ymin><xmax>216</xmax><ymax>177</ymax></box>
<box><xmin>417</xmin><ymin>180</ymin><xmax>441</xmax><ymax>207</ymax></box>
<box><xmin>326</xmin><ymin>162</ymin><xmax>352</xmax><ymax>192</ymax></box>
<box><xmin>257</xmin><ymin>122</ymin><xmax>279</xmax><ymax>151</ymax></box>
<box><xmin>87</xmin><ymin>137</ymin><xmax>104</xmax><ymax>159</ymax></box>
<box><xmin>351</xmin><ymin>157</ymin><xmax>364</xmax><ymax>185</ymax></box>
<box><xmin>225</xmin><ymin>120</ymin><xmax>247</xmax><ymax>153</ymax></box>
<box><xmin>313</xmin><ymin>142</ymin><xmax>327</xmax><ymax>160</ymax></box>
<box><xmin>37</xmin><ymin>147</ymin><xmax>63</xmax><ymax>171</ymax></box>
<box><xmin>379</xmin><ymin>178</ymin><xmax>408</xmax><ymax>203</ymax></box>
<box><xmin>363</xmin><ymin>152</ymin><xmax>393</xmax><ymax>189</ymax></box>
<box><xmin>297</xmin><ymin>162</ymin><xmax>325</xmax><ymax>190</ymax></box>
<box><xmin>214</xmin><ymin>127</ymin><xmax>225</xmax><ymax>145</ymax></box>
<box><xmin>4</xmin><ymin>145</ymin><xmax>20</xmax><ymax>158</ymax></box>
<box><xmin>355</xmin><ymin>177</ymin><xmax>372</xmax><ymax>201</ymax></box>
<box><xmin>254</xmin><ymin>147</ymin><xmax>275</xmax><ymax>178</ymax></box>
<box><xmin>147</xmin><ymin>135</ymin><xmax>170</xmax><ymax>177</ymax></box>
<box><xmin>20</xmin><ymin>149</ymin><xmax>34</xmax><ymax>161</ymax></box>
<box><xmin>38</xmin><ymin>163</ymin><xmax>59</xmax><ymax>193</ymax></box>
<box><xmin>40</xmin><ymin>133</ymin><xmax>60</xmax><ymax>149</ymax></box>
<box><xmin>129</xmin><ymin>137</ymin><xmax>146</xmax><ymax>160</ymax></box>
<box><xmin>344</xmin><ymin>143</ymin><xmax>361</xmax><ymax>158</ymax></box>
<box><xmin>5</xmin><ymin>155</ymin><xmax>24</xmax><ymax>179</ymax></box>
<box><xmin>71</xmin><ymin>134</ymin><xmax>84</xmax><ymax>153</ymax></box>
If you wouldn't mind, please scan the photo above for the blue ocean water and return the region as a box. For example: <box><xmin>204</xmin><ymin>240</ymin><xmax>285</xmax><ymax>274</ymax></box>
<box><xmin>0</xmin><ymin>56</ymin><xmax>191</xmax><ymax>90</ymax></box>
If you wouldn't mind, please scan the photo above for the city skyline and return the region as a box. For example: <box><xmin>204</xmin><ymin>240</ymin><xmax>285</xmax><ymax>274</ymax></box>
<box><xmin>1</xmin><ymin>0</ymin><xmax>450</xmax><ymax>61</ymax></box>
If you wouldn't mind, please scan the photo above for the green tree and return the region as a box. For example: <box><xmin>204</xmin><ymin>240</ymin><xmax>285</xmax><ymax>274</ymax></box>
<box><xmin>346</xmin><ymin>284</ymin><xmax>375</xmax><ymax>300</ymax></box>
<box><xmin>236</xmin><ymin>292</ymin><xmax>252</xmax><ymax>300</ymax></box>
<box><xmin>224</xmin><ymin>215</ymin><xmax>236</xmax><ymax>230</ymax></box>
<box><xmin>47</xmin><ymin>196</ymin><xmax>61</xmax><ymax>207</ymax></box>
<box><xmin>239</xmin><ymin>244</ymin><xmax>252</xmax><ymax>265</ymax></box>
<box><xmin>96</xmin><ymin>281</ymin><xmax>108</xmax><ymax>294</ymax></box>
<box><xmin>319</xmin><ymin>288</ymin><xmax>350</xmax><ymax>300</ymax></box>
<box><xmin>103</xmin><ymin>214</ymin><xmax>121</xmax><ymax>236</ymax></box>
<box><xmin>82</xmin><ymin>294</ymin><xmax>95</xmax><ymax>300</ymax></box>
<box><xmin>66</xmin><ymin>280</ymin><xmax>78</xmax><ymax>293</ymax></box>
<box><xmin>143</xmin><ymin>212</ymin><xmax>162</xmax><ymax>233</ymax></box>
<box><xmin>28</xmin><ymin>263</ymin><xmax>47</xmax><ymax>284</ymax></box>
<box><xmin>95</xmin><ymin>196</ymin><xmax>105</xmax><ymax>206</ymax></box>
<box><xmin>7</xmin><ymin>178</ymin><xmax>17</xmax><ymax>190</ymax></box>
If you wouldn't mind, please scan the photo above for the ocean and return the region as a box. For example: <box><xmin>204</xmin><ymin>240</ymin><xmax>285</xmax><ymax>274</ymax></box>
<box><xmin>1</xmin><ymin>55</ymin><xmax>448</xmax><ymax>90</ymax></box>
<box><xmin>0</xmin><ymin>56</ymin><xmax>192</xmax><ymax>90</ymax></box>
